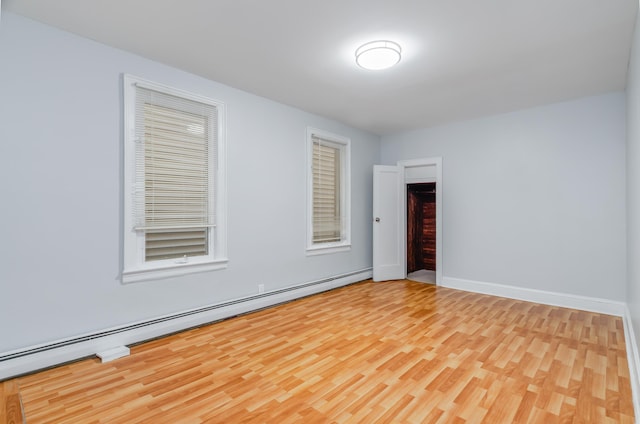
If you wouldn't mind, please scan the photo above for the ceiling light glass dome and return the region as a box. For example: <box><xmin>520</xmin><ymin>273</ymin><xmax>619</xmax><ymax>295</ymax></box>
<box><xmin>355</xmin><ymin>40</ymin><xmax>402</xmax><ymax>70</ymax></box>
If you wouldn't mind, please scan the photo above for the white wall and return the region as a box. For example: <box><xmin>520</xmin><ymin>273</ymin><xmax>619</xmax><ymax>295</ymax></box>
<box><xmin>0</xmin><ymin>12</ymin><xmax>379</xmax><ymax>353</ymax></box>
<box><xmin>381</xmin><ymin>93</ymin><xmax>626</xmax><ymax>301</ymax></box>
<box><xmin>627</xmin><ymin>5</ymin><xmax>640</xmax><ymax>356</ymax></box>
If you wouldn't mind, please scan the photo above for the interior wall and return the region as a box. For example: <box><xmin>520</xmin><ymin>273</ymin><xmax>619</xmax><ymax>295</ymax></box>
<box><xmin>381</xmin><ymin>93</ymin><xmax>626</xmax><ymax>301</ymax></box>
<box><xmin>0</xmin><ymin>12</ymin><xmax>380</xmax><ymax>353</ymax></box>
<box><xmin>626</xmin><ymin>4</ymin><xmax>640</xmax><ymax>355</ymax></box>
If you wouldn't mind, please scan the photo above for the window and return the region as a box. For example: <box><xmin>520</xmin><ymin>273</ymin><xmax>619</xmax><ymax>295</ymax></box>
<box><xmin>307</xmin><ymin>127</ymin><xmax>351</xmax><ymax>255</ymax></box>
<box><xmin>122</xmin><ymin>75</ymin><xmax>227</xmax><ymax>283</ymax></box>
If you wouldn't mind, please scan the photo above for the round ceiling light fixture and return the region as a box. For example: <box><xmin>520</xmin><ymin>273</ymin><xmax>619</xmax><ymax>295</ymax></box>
<box><xmin>355</xmin><ymin>40</ymin><xmax>402</xmax><ymax>70</ymax></box>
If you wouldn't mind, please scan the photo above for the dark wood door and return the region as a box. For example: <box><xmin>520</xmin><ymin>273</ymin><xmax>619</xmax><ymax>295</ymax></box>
<box><xmin>407</xmin><ymin>183</ymin><xmax>436</xmax><ymax>273</ymax></box>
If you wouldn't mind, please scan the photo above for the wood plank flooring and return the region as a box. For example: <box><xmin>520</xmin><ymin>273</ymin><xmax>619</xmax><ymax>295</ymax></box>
<box><xmin>1</xmin><ymin>380</ymin><xmax>24</xmax><ymax>424</ymax></box>
<box><xmin>2</xmin><ymin>280</ymin><xmax>635</xmax><ymax>423</ymax></box>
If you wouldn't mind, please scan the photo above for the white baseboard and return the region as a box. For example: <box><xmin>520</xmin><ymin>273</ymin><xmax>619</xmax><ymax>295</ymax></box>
<box><xmin>441</xmin><ymin>276</ymin><xmax>626</xmax><ymax>316</ymax></box>
<box><xmin>0</xmin><ymin>269</ymin><xmax>372</xmax><ymax>381</ymax></box>
<box><xmin>623</xmin><ymin>306</ymin><xmax>640</xmax><ymax>422</ymax></box>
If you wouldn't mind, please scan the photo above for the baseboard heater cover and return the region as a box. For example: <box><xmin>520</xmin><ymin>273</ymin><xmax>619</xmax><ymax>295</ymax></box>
<box><xmin>0</xmin><ymin>268</ymin><xmax>372</xmax><ymax>380</ymax></box>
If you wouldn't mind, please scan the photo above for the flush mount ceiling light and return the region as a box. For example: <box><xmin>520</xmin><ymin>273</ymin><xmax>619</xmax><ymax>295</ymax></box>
<box><xmin>355</xmin><ymin>40</ymin><xmax>402</xmax><ymax>70</ymax></box>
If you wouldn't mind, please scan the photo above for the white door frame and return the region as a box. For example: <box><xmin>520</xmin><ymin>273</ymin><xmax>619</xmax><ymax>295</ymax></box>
<box><xmin>398</xmin><ymin>157</ymin><xmax>443</xmax><ymax>285</ymax></box>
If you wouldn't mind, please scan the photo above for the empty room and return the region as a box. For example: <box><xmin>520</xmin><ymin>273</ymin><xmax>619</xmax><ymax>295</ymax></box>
<box><xmin>1</xmin><ymin>1</ymin><xmax>640</xmax><ymax>423</ymax></box>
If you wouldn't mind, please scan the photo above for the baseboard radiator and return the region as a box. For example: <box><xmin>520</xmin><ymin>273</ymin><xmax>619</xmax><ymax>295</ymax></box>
<box><xmin>0</xmin><ymin>268</ymin><xmax>372</xmax><ymax>380</ymax></box>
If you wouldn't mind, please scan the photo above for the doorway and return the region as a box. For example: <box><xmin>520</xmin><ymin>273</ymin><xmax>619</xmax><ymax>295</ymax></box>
<box><xmin>406</xmin><ymin>183</ymin><xmax>436</xmax><ymax>284</ymax></box>
<box><xmin>372</xmin><ymin>157</ymin><xmax>442</xmax><ymax>285</ymax></box>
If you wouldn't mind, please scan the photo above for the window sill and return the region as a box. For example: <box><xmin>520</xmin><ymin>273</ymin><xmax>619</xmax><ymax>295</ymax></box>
<box><xmin>122</xmin><ymin>258</ymin><xmax>228</xmax><ymax>284</ymax></box>
<box><xmin>306</xmin><ymin>243</ymin><xmax>351</xmax><ymax>256</ymax></box>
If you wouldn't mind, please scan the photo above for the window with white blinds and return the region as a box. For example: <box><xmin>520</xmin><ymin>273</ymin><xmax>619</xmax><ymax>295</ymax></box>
<box><xmin>312</xmin><ymin>138</ymin><xmax>341</xmax><ymax>243</ymax></box>
<box><xmin>123</xmin><ymin>75</ymin><xmax>228</xmax><ymax>283</ymax></box>
<box><xmin>134</xmin><ymin>88</ymin><xmax>216</xmax><ymax>261</ymax></box>
<box><xmin>307</xmin><ymin>128</ymin><xmax>351</xmax><ymax>255</ymax></box>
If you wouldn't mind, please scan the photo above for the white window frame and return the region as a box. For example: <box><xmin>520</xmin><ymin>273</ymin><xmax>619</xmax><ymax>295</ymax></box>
<box><xmin>122</xmin><ymin>74</ymin><xmax>227</xmax><ymax>283</ymax></box>
<box><xmin>306</xmin><ymin>127</ymin><xmax>351</xmax><ymax>255</ymax></box>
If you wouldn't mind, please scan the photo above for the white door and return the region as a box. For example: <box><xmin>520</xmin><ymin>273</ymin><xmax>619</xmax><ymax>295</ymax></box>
<box><xmin>373</xmin><ymin>165</ymin><xmax>404</xmax><ymax>281</ymax></box>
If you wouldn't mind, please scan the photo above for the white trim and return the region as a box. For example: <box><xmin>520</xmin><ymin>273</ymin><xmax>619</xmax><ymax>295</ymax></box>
<box><xmin>405</xmin><ymin>177</ymin><xmax>435</xmax><ymax>184</ymax></box>
<box><xmin>0</xmin><ymin>269</ymin><xmax>371</xmax><ymax>381</ymax></box>
<box><xmin>122</xmin><ymin>74</ymin><xmax>228</xmax><ymax>282</ymax></box>
<box><xmin>397</xmin><ymin>157</ymin><xmax>443</xmax><ymax>285</ymax></box>
<box><xmin>122</xmin><ymin>258</ymin><xmax>229</xmax><ymax>283</ymax></box>
<box><xmin>623</xmin><ymin>305</ymin><xmax>640</xmax><ymax>420</ymax></box>
<box><xmin>306</xmin><ymin>243</ymin><xmax>351</xmax><ymax>256</ymax></box>
<box><xmin>441</xmin><ymin>276</ymin><xmax>626</xmax><ymax>316</ymax></box>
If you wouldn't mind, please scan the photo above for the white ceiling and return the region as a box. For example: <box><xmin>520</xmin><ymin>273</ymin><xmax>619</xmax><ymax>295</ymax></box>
<box><xmin>3</xmin><ymin>0</ymin><xmax>638</xmax><ymax>135</ymax></box>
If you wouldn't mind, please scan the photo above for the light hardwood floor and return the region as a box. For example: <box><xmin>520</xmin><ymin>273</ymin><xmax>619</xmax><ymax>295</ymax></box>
<box><xmin>2</xmin><ymin>280</ymin><xmax>635</xmax><ymax>423</ymax></box>
<box><xmin>0</xmin><ymin>380</ymin><xmax>22</xmax><ymax>424</ymax></box>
